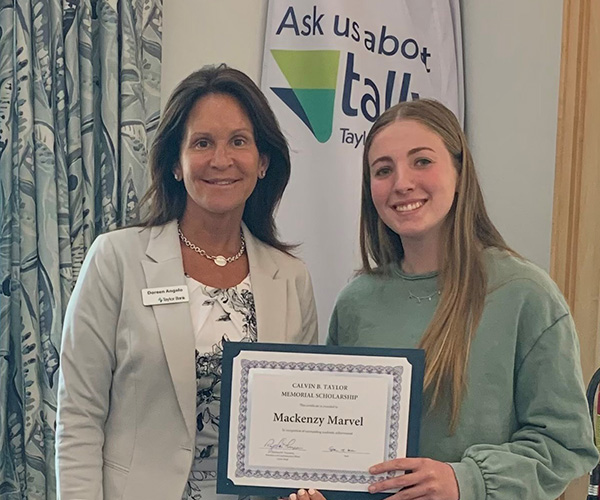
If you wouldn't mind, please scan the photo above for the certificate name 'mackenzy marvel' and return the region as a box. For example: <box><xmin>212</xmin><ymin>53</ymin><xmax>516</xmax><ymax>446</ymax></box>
<box><xmin>225</xmin><ymin>351</ymin><xmax>413</xmax><ymax>493</ymax></box>
<box><xmin>273</xmin><ymin>413</ymin><xmax>364</xmax><ymax>427</ymax></box>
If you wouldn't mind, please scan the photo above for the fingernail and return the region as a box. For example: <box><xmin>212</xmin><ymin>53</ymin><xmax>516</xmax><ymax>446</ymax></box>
<box><xmin>298</xmin><ymin>489</ymin><xmax>307</xmax><ymax>497</ymax></box>
<box><xmin>308</xmin><ymin>489</ymin><xmax>316</xmax><ymax>495</ymax></box>
<box><xmin>368</xmin><ymin>485</ymin><xmax>376</xmax><ymax>493</ymax></box>
<box><xmin>290</xmin><ymin>494</ymin><xmax>297</xmax><ymax>500</ymax></box>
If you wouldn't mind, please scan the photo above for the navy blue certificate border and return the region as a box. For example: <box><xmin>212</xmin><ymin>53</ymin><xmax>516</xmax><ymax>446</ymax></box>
<box><xmin>217</xmin><ymin>342</ymin><xmax>425</xmax><ymax>500</ymax></box>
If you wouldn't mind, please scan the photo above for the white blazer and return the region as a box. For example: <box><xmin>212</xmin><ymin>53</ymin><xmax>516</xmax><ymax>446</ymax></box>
<box><xmin>56</xmin><ymin>220</ymin><xmax>318</xmax><ymax>500</ymax></box>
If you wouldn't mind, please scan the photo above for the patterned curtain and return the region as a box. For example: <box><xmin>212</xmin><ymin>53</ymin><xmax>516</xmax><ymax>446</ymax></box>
<box><xmin>0</xmin><ymin>0</ymin><xmax>162</xmax><ymax>498</ymax></box>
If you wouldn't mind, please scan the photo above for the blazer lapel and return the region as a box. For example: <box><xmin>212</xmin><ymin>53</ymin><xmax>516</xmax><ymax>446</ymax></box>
<box><xmin>244</xmin><ymin>225</ymin><xmax>288</xmax><ymax>343</ymax></box>
<box><xmin>141</xmin><ymin>221</ymin><xmax>196</xmax><ymax>441</ymax></box>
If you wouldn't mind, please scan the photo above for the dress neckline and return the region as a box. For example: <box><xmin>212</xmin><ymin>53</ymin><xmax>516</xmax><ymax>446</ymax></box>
<box><xmin>184</xmin><ymin>273</ymin><xmax>250</xmax><ymax>290</ymax></box>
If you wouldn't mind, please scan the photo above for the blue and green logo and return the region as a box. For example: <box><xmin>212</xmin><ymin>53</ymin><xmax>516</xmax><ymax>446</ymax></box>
<box><xmin>270</xmin><ymin>50</ymin><xmax>340</xmax><ymax>143</ymax></box>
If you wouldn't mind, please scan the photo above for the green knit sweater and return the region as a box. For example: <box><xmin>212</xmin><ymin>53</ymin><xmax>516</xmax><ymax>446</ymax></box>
<box><xmin>327</xmin><ymin>249</ymin><xmax>598</xmax><ymax>500</ymax></box>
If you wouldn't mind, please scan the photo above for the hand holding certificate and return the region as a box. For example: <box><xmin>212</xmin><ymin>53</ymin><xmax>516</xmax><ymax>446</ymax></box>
<box><xmin>217</xmin><ymin>343</ymin><xmax>424</xmax><ymax>499</ymax></box>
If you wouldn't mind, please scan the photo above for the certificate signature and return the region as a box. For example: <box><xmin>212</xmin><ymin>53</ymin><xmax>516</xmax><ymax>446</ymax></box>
<box><xmin>262</xmin><ymin>438</ymin><xmax>306</xmax><ymax>452</ymax></box>
<box><xmin>323</xmin><ymin>446</ymin><xmax>371</xmax><ymax>457</ymax></box>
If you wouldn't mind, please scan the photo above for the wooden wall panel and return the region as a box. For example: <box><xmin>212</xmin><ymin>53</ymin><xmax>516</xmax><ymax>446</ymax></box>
<box><xmin>552</xmin><ymin>0</ymin><xmax>600</xmax><ymax>499</ymax></box>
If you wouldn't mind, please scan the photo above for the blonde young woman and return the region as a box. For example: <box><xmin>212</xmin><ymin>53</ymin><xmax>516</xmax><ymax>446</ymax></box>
<box><xmin>292</xmin><ymin>100</ymin><xmax>597</xmax><ymax>500</ymax></box>
<box><xmin>56</xmin><ymin>65</ymin><xmax>318</xmax><ymax>500</ymax></box>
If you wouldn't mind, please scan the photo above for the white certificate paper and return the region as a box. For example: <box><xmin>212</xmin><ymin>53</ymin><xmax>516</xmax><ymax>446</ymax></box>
<box><xmin>218</xmin><ymin>344</ymin><xmax>424</xmax><ymax>496</ymax></box>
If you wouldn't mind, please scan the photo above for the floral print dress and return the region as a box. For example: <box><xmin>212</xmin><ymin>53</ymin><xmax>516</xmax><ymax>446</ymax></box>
<box><xmin>182</xmin><ymin>274</ymin><xmax>257</xmax><ymax>500</ymax></box>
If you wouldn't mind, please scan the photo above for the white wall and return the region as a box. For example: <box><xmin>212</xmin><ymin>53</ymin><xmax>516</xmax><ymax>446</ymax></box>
<box><xmin>162</xmin><ymin>0</ymin><xmax>267</xmax><ymax>98</ymax></box>
<box><xmin>460</xmin><ymin>0</ymin><xmax>562</xmax><ymax>271</ymax></box>
<box><xmin>162</xmin><ymin>0</ymin><xmax>562</xmax><ymax>281</ymax></box>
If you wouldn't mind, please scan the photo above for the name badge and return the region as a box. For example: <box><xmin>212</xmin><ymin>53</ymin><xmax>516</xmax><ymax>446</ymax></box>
<box><xmin>141</xmin><ymin>285</ymin><xmax>189</xmax><ymax>306</ymax></box>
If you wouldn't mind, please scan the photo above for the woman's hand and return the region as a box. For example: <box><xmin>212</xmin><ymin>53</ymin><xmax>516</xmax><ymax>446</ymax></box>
<box><xmin>288</xmin><ymin>488</ymin><xmax>326</xmax><ymax>500</ymax></box>
<box><xmin>285</xmin><ymin>458</ymin><xmax>458</xmax><ymax>500</ymax></box>
<box><xmin>369</xmin><ymin>458</ymin><xmax>459</xmax><ymax>500</ymax></box>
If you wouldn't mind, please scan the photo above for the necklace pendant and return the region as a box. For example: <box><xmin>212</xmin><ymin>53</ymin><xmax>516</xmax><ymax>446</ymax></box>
<box><xmin>214</xmin><ymin>256</ymin><xmax>227</xmax><ymax>267</ymax></box>
<box><xmin>408</xmin><ymin>290</ymin><xmax>440</xmax><ymax>304</ymax></box>
<box><xmin>178</xmin><ymin>222</ymin><xmax>245</xmax><ymax>267</ymax></box>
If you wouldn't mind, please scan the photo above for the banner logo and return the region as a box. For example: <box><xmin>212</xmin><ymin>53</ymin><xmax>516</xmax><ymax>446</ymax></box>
<box><xmin>270</xmin><ymin>50</ymin><xmax>340</xmax><ymax>143</ymax></box>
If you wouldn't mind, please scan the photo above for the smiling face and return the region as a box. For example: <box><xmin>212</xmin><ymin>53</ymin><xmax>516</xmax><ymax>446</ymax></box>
<box><xmin>173</xmin><ymin>92</ymin><xmax>268</xmax><ymax>221</ymax></box>
<box><xmin>368</xmin><ymin>119</ymin><xmax>458</xmax><ymax>249</ymax></box>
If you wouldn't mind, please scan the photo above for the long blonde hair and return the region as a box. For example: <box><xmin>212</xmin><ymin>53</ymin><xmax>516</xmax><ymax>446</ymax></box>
<box><xmin>359</xmin><ymin>99</ymin><xmax>512</xmax><ymax>431</ymax></box>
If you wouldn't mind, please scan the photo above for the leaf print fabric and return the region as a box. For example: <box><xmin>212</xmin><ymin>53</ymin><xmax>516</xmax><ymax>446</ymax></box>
<box><xmin>0</xmin><ymin>1</ymin><xmax>162</xmax><ymax>497</ymax></box>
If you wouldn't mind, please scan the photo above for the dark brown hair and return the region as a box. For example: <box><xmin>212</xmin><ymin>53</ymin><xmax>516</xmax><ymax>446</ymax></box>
<box><xmin>140</xmin><ymin>64</ymin><xmax>293</xmax><ymax>252</ymax></box>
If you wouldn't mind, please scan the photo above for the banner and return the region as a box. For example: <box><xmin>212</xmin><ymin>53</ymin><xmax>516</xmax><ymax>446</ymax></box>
<box><xmin>261</xmin><ymin>0</ymin><xmax>464</xmax><ymax>337</ymax></box>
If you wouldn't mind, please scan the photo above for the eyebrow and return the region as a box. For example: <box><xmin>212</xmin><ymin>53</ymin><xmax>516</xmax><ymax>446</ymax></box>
<box><xmin>370</xmin><ymin>147</ymin><xmax>436</xmax><ymax>168</ymax></box>
<box><xmin>186</xmin><ymin>128</ymin><xmax>254</xmax><ymax>140</ymax></box>
<box><xmin>407</xmin><ymin>146</ymin><xmax>435</xmax><ymax>155</ymax></box>
<box><xmin>370</xmin><ymin>156</ymin><xmax>394</xmax><ymax>168</ymax></box>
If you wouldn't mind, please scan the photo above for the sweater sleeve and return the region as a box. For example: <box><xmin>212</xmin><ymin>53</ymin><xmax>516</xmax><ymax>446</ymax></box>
<box><xmin>450</xmin><ymin>313</ymin><xmax>599</xmax><ymax>500</ymax></box>
<box><xmin>326</xmin><ymin>303</ymin><xmax>340</xmax><ymax>346</ymax></box>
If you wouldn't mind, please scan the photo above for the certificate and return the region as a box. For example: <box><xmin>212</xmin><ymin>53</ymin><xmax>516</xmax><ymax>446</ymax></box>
<box><xmin>217</xmin><ymin>343</ymin><xmax>424</xmax><ymax>499</ymax></box>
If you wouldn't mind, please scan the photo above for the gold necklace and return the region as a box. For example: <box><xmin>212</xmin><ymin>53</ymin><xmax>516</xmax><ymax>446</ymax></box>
<box><xmin>177</xmin><ymin>223</ymin><xmax>245</xmax><ymax>267</ymax></box>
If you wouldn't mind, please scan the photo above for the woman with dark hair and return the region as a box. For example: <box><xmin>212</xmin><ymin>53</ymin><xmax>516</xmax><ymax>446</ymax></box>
<box><xmin>56</xmin><ymin>65</ymin><xmax>318</xmax><ymax>500</ymax></box>
<box><xmin>290</xmin><ymin>99</ymin><xmax>596</xmax><ymax>500</ymax></box>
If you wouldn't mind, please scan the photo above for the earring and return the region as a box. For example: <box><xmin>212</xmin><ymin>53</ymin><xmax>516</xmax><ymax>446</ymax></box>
<box><xmin>258</xmin><ymin>171</ymin><xmax>266</xmax><ymax>179</ymax></box>
<box><xmin>174</xmin><ymin>173</ymin><xmax>180</xmax><ymax>181</ymax></box>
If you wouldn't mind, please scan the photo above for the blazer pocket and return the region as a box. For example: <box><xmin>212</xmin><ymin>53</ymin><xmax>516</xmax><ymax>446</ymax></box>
<box><xmin>103</xmin><ymin>459</ymin><xmax>129</xmax><ymax>474</ymax></box>
<box><xmin>103</xmin><ymin>459</ymin><xmax>130</xmax><ymax>500</ymax></box>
